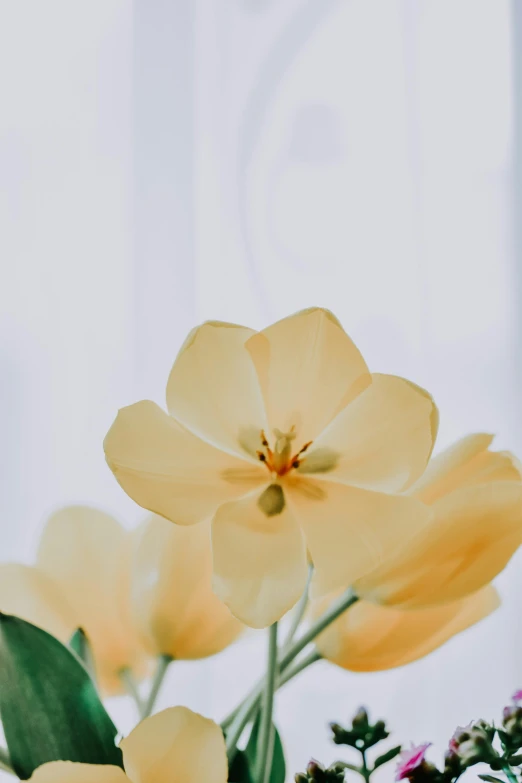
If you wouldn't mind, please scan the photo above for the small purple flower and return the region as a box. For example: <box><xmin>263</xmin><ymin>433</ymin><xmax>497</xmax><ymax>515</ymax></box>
<box><xmin>395</xmin><ymin>744</ymin><xmax>432</xmax><ymax>781</ymax></box>
<box><xmin>512</xmin><ymin>690</ymin><xmax>522</xmax><ymax>705</ymax></box>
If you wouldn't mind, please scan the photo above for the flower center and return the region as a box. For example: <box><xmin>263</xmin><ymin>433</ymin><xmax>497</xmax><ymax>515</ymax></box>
<box><xmin>256</xmin><ymin>427</ymin><xmax>312</xmax><ymax>477</ymax></box>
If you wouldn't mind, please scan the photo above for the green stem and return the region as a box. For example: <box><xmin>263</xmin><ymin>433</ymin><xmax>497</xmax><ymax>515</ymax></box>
<box><xmin>282</xmin><ymin>565</ymin><xmax>313</xmax><ymax>649</ymax></box>
<box><xmin>279</xmin><ymin>587</ymin><xmax>358</xmax><ymax>671</ymax></box>
<box><xmin>502</xmin><ymin>764</ymin><xmax>519</xmax><ymax>783</ymax></box>
<box><xmin>256</xmin><ymin>623</ymin><xmax>279</xmax><ymax>783</ymax></box>
<box><xmin>360</xmin><ymin>749</ymin><xmax>371</xmax><ymax>783</ymax></box>
<box><xmin>225</xmin><ymin>587</ymin><xmax>358</xmax><ymax>759</ymax></box>
<box><xmin>120</xmin><ymin>668</ymin><xmax>145</xmax><ymax>716</ymax></box>
<box><xmin>278</xmin><ymin>649</ymin><xmax>322</xmax><ymax>688</ymax></box>
<box><xmin>141</xmin><ymin>655</ymin><xmax>172</xmax><ymax>718</ymax></box>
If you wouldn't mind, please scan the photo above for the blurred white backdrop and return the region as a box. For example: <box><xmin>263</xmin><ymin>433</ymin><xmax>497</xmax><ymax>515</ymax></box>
<box><xmin>1</xmin><ymin>0</ymin><xmax>521</xmax><ymax>778</ymax></box>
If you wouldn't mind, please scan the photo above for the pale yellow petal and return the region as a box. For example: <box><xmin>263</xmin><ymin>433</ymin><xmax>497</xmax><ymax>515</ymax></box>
<box><xmin>245</xmin><ymin>307</ymin><xmax>370</xmax><ymax>444</ymax></box>
<box><xmin>357</xmin><ymin>482</ymin><xmax>522</xmax><ymax>607</ymax></box>
<box><xmin>0</xmin><ymin>563</ymin><xmax>76</xmax><ymax>642</ymax></box>
<box><xmin>37</xmin><ymin>506</ymin><xmax>148</xmax><ymax>695</ymax></box>
<box><xmin>104</xmin><ymin>401</ymin><xmax>265</xmax><ymax>525</ymax></box>
<box><xmin>121</xmin><ymin>707</ymin><xmax>227</xmax><ymax>783</ymax></box>
<box><xmin>409</xmin><ymin>433</ymin><xmax>522</xmax><ymax>504</ymax></box>
<box><xmin>29</xmin><ymin>762</ymin><xmax>128</xmax><ymax>783</ymax></box>
<box><xmin>166</xmin><ymin>321</ymin><xmax>268</xmax><ymax>459</ymax></box>
<box><xmin>315</xmin><ymin>586</ymin><xmax>499</xmax><ymax>672</ymax></box>
<box><xmin>131</xmin><ymin>515</ymin><xmax>243</xmax><ymax>659</ymax></box>
<box><xmin>303</xmin><ymin>374</ymin><xmax>437</xmax><ymax>493</ymax></box>
<box><xmin>287</xmin><ymin>479</ymin><xmax>432</xmax><ymax>597</ymax></box>
<box><xmin>211</xmin><ymin>488</ymin><xmax>309</xmax><ymax>628</ymax></box>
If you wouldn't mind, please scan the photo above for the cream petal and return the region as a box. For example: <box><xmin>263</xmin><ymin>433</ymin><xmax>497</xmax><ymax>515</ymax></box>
<box><xmin>104</xmin><ymin>401</ymin><xmax>265</xmax><ymax>526</ymax></box>
<box><xmin>29</xmin><ymin>762</ymin><xmax>128</xmax><ymax>783</ymax></box>
<box><xmin>245</xmin><ymin>308</ymin><xmax>370</xmax><ymax>444</ymax></box>
<box><xmin>121</xmin><ymin>707</ymin><xmax>227</xmax><ymax>783</ymax></box>
<box><xmin>166</xmin><ymin>321</ymin><xmax>268</xmax><ymax>459</ymax></box>
<box><xmin>409</xmin><ymin>433</ymin><xmax>522</xmax><ymax>504</ymax></box>
<box><xmin>315</xmin><ymin>586</ymin><xmax>499</xmax><ymax>672</ymax></box>
<box><xmin>305</xmin><ymin>374</ymin><xmax>438</xmax><ymax>493</ymax></box>
<box><xmin>357</xmin><ymin>482</ymin><xmax>522</xmax><ymax>607</ymax></box>
<box><xmin>131</xmin><ymin>515</ymin><xmax>243</xmax><ymax>659</ymax></box>
<box><xmin>0</xmin><ymin>563</ymin><xmax>77</xmax><ymax>642</ymax></box>
<box><xmin>287</xmin><ymin>479</ymin><xmax>432</xmax><ymax>597</ymax></box>
<box><xmin>37</xmin><ymin>506</ymin><xmax>148</xmax><ymax>695</ymax></box>
<box><xmin>211</xmin><ymin>488</ymin><xmax>309</xmax><ymax>628</ymax></box>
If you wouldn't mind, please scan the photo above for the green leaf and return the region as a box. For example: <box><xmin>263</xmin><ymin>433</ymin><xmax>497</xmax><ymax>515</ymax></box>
<box><xmin>245</xmin><ymin>714</ymin><xmax>286</xmax><ymax>783</ymax></box>
<box><xmin>228</xmin><ymin>749</ymin><xmax>254</xmax><ymax>783</ymax></box>
<box><xmin>0</xmin><ymin>614</ymin><xmax>123</xmax><ymax>779</ymax></box>
<box><xmin>478</xmin><ymin>775</ymin><xmax>505</xmax><ymax>782</ymax></box>
<box><xmin>373</xmin><ymin>745</ymin><xmax>402</xmax><ymax>769</ymax></box>
<box><xmin>69</xmin><ymin>628</ymin><xmax>96</xmax><ymax>681</ymax></box>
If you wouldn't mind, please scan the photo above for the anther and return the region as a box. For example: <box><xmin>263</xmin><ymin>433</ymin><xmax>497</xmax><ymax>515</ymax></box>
<box><xmin>257</xmin><ymin>452</ymin><xmax>266</xmax><ymax>462</ymax></box>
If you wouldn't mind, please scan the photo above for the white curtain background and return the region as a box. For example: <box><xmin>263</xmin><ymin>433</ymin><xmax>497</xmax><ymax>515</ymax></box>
<box><xmin>1</xmin><ymin>0</ymin><xmax>521</xmax><ymax>777</ymax></box>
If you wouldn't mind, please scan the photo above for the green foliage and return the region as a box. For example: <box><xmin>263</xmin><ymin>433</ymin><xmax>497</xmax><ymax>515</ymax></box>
<box><xmin>0</xmin><ymin>614</ymin><xmax>123</xmax><ymax>779</ymax></box>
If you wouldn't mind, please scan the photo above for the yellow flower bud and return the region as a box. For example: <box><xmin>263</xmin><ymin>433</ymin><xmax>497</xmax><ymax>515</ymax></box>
<box><xmin>314</xmin><ymin>585</ymin><xmax>499</xmax><ymax>672</ymax></box>
<box><xmin>130</xmin><ymin>515</ymin><xmax>243</xmax><ymax>660</ymax></box>
<box><xmin>28</xmin><ymin>707</ymin><xmax>227</xmax><ymax>783</ymax></box>
<box><xmin>356</xmin><ymin>435</ymin><xmax>522</xmax><ymax>608</ymax></box>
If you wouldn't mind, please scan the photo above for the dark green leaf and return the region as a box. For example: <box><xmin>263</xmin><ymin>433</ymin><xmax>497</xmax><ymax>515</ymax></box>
<box><xmin>228</xmin><ymin>749</ymin><xmax>254</xmax><ymax>783</ymax></box>
<box><xmin>0</xmin><ymin>614</ymin><xmax>123</xmax><ymax>779</ymax></box>
<box><xmin>373</xmin><ymin>745</ymin><xmax>402</xmax><ymax>769</ymax></box>
<box><xmin>508</xmin><ymin>754</ymin><xmax>522</xmax><ymax>765</ymax></box>
<box><xmin>478</xmin><ymin>775</ymin><xmax>505</xmax><ymax>782</ymax></box>
<box><xmin>245</xmin><ymin>714</ymin><xmax>286</xmax><ymax>783</ymax></box>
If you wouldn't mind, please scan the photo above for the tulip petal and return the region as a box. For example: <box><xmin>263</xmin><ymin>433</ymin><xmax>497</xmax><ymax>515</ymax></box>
<box><xmin>0</xmin><ymin>564</ymin><xmax>76</xmax><ymax>642</ymax></box>
<box><xmin>166</xmin><ymin>321</ymin><xmax>268</xmax><ymax>459</ymax></box>
<box><xmin>29</xmin><ymin>762</ymin><xmax>128</xmax><ymax>783</ymax></box>
<box><xmin>131</xmin><ymin>516</ymin><xmax>243</xmax><ymax>659</ymax></box>
<box><xmin>211</xmin><ymin>489</ymin><xmax>309</xmax><ymax>628</ymax></box>
<box><xmin>315</xmin><ymin>586</ymin><xmax>499</xmax><ymax>672</ymax></box>
<box><xmin>288</xmin><ymin>480</ymin><xmax>432</xmax><ymax>597</ymax></box>
<box><xmin>245</xmin><ymin>308</ymin><xmax>370</xmax><ymax>444</ymax></box>
<box><xmin>409</xmin><ymin>433</ymin><xmax>522</xmax><ymax>504</ymax></box>
<box><xmin>104</xmin><ymin>401</ymin><xmax>265</xmax><ymax>526</ymax></box>
<box><xmin>37</xmin><ymin>506</ymin><xmax>147</xmax><ymax>695</ymax></box>
<box><xmin>357</xmin><ymin>482</ymin><xmax>522</xmax><ymax>607</ymax></box>
<box><xmin>305</xmin><ymin>374</ymin><xmax>438</xmax><ymax>492</ymax></box>
<box><xmin>121</xmin><ymin>707</ymin><xmax>227</xmax><ymax>783</ymax></box>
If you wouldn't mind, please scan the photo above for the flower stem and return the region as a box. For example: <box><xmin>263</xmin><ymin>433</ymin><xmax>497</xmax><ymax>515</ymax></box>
<box><xmin>502</xmin><ymin>764</ymin><xmax>519</xmax><ymax>783</ymax></box>
<box><xmin>119</xmin><ymin>668</ymin><xmax>145</xmax><ymax>716</ymax></box>
<box><xmin>282</xmin><ymin>565</ymin><xmax>313</xmax><ymax>650</ymax></box>
<box><xmin>256</xmin><ymin>623</ymin><xmax>279</xmax><ymax>783</ymax></box>
<box><xmin>279</xmin><ymin>587</ymin><xmax>358</xmax><ymax>672</ymax></box>
<box><xmin>225</xmin><ymin>586</ymin><xmax>358</xmax><ymax>758</ymax></box>
<box><xmin>141</xmin><ymin>655</ymin><xmax>172</xmax><ymax>718</ymax></box>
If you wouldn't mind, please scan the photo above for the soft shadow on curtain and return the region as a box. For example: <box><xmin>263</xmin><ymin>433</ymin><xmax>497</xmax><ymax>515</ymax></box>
<box><xmin>0</xmin><ymin>0</ymin><xmax>519</xmax><ymax>778</ymax></box>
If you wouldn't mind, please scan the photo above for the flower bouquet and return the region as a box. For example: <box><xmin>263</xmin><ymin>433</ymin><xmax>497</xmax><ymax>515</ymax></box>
<box><xmin>0</xmin><ymin>308</ymin><xmax>521</xmax><ymax>783</ymax></box>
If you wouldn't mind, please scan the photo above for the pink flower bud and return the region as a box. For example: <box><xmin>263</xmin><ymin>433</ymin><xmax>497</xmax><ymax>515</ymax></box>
<box><xmin>395</xmin><ymin>744</ymin><xmax>432</xmax><ymax>781</ymax></box>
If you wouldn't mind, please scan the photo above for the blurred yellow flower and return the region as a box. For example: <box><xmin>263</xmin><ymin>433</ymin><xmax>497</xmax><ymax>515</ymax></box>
<box><xmin>130</xmin><ymin>515</ymin><xmax>243</xmax><ymax>659</ymax></box>
<box><xmin>356</xmin><ymin>434</ymin><xmax>522</xmax><ymax>607</ymax></box>
<box><xmin>0</xmin><ymin>506</ymin><xmax>148</xmax><ymax>695</ymax></box>
<box><xmin>315</xmin><ymin>585</ymin><xmax>499</xmax><ymax>672</ymax></box>
<box><xmin>28</xmin><ymin>707</ymin><xmax>227</xmax><ymax>783</ymax></box>
<box><xmin>104</xmin><ymin>308</ymin><xmax>437</xmax><ymax>628</ymax></box>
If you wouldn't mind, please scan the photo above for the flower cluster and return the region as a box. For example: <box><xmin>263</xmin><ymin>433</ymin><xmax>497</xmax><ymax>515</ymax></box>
<box><xmin>0</xmin><ymin>307</ymin><xmax>521</xmax><ymax>783</ymax></box>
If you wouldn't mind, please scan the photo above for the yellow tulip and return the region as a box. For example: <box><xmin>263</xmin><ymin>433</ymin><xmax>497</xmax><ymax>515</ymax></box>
<box><xmin>355</xmin><ymin>434</ymin><xmax>522</xmax><ymax>607</ymax></box>
<box><xmin>29</xmin><ymin>707</ymin><xmax>227</xmax><ymax>783</ymax></box>
<box><xmin>0</xmin><ymin>506</ymin><xmax>149</xmax><ymax>695</ymax></box>
<box><xmin>130</xmin><ymin>515</ymin><xmax>243</xmax><ymax>659</ymax></box>
<box><xmin>315</xmin><ymin>585</ymin><xmax>499</xmax><ymax>672</ymax></box>
<box><xmin>104</xmin><ymin>308</ymin><xmax>437</xmax><ymax>628</ymax></box>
